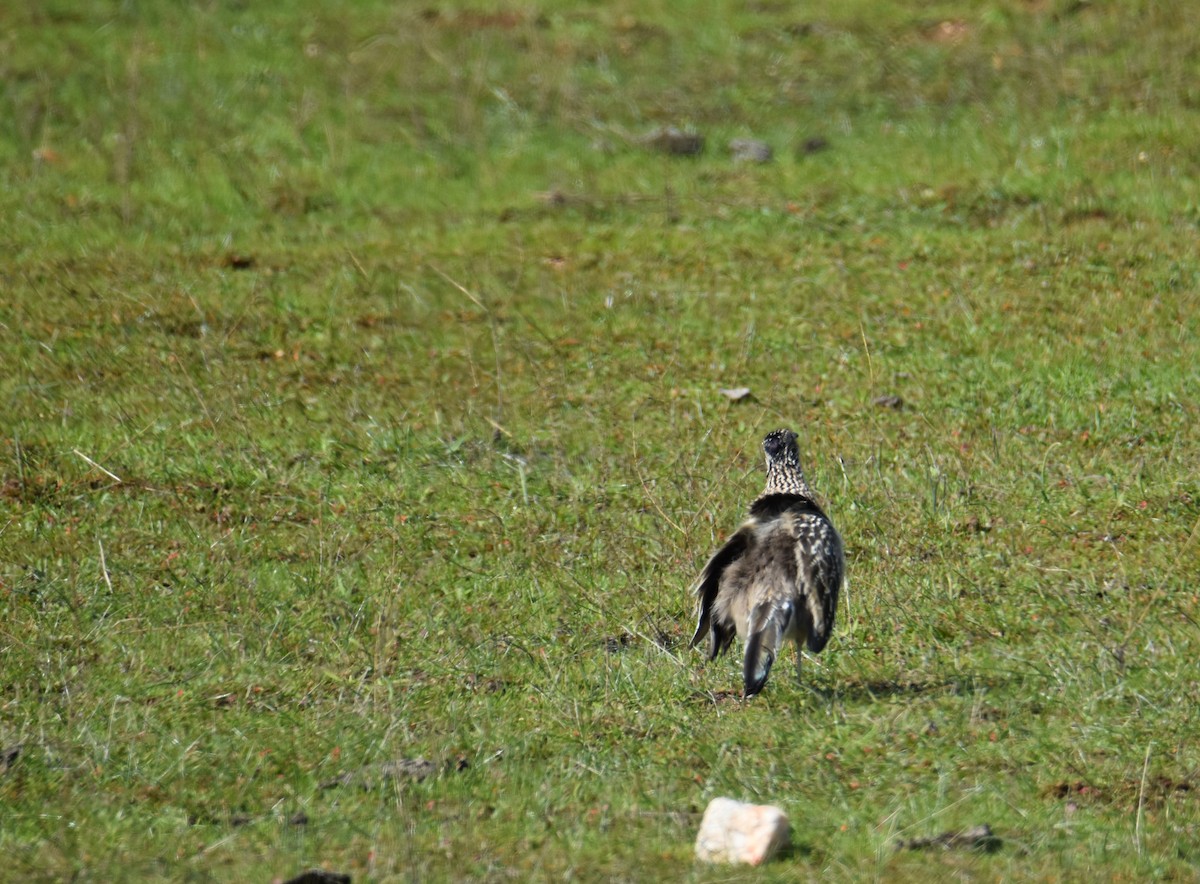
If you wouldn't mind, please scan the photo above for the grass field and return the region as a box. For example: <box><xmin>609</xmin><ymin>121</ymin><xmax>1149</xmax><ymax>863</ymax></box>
<box><xmin>3</xmin><ymin>1</ymin><xmax>1200</xmax><ymax>880</ymax></box>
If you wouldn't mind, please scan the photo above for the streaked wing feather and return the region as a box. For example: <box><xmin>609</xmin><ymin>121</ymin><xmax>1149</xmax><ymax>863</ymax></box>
<box><xmin>794</xmin><ymin>512</ymin><xmax>844</xmax><ymax>653</ymax></box>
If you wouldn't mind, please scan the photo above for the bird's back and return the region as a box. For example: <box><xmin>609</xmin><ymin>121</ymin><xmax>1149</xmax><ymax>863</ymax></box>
<box><xmin>714</xmin><ymin>502</ymin><xmax>838</xmax><ymax>642</ymax></box>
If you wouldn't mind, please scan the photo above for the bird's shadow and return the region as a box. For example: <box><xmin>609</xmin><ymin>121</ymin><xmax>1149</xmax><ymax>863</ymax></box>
<box><xmin>690</xmin><ymin>680</ymin><xmax>958</xmax><ymax>708</ymax></box>
<box><xmin>770</xmin><ymin>839</ymin><xmax>815</xmax><ymax>864</ymax></box>
<box><xmin>812</xmin><ymin>674</ymin><xmax>1012</xmax><ymax>704</ymax></box>
<box><xmin>688</xmin><ymin>666</ymin><xmax>1012</xmax><ymax>707</ymax></box>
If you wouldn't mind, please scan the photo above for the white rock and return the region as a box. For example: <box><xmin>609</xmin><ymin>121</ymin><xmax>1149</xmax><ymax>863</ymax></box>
<box><xmin>694</xmin><ymin>797</ymin><xmax>790</xmax><ymax>866</ymax></box>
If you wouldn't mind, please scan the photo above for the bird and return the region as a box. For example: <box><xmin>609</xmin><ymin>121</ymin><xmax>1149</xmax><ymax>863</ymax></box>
<box><xmin>689</xmin><ymin>428</ymin><xmax>844</xmax><ymax>696</ymax></box>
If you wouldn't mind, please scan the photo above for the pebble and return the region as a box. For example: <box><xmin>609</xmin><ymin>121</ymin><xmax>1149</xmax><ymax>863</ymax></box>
<box><xmin>729</xmin><ymin>138</ymin><xmax>774</xmax><ymax>163</ymax></box>
<box><xmin>641</xmin><ymin>126</ymin><xmax>705</xmax><ymax>156</ymax></box>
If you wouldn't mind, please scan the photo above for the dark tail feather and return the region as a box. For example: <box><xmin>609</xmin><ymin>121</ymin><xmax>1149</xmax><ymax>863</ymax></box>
<box><xmin>708</xmin><ymin>622</ymin><xmax>736</xmax><ymax>661</ymax></box>
<box><xmin>743</xmin><ymin>599</ymin><xmax>792</xmax><ymax>696</ymax></box>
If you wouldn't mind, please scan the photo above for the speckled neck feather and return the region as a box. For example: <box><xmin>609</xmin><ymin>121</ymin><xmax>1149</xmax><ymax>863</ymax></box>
<box><xmin>759</xmin><ymin>429</ymin><xmax>816</xmax><ymax>501</ymax></box>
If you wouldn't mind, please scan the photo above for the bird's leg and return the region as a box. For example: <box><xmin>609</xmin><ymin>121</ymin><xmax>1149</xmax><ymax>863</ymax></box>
<box><xmin>794</xmin><ymin>640</ymin><xmax>804</xmax><ymax>684</ymax></box>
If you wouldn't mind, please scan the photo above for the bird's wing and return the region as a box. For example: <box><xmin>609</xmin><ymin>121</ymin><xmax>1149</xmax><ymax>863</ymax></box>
<box><xmin>688</xmin><ymin>524</ymin><xmax>750</xmax><ymax>654</ymax></box>
<box><xmin>792</xmin><ymin>512</ymin><xmax>844</xmax><ymax>653</ymax></box>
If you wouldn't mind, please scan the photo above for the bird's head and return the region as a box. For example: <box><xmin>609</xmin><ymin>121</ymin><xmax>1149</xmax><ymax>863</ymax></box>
<box><xmin>762</xmin><ymin>428</ymin><xmax>800</xmax><ymax>469</ymax></box>
<box><xmin>759</xmin><ymin>428</ymin><xmax>816</xmax><ymax>500</ymax></box>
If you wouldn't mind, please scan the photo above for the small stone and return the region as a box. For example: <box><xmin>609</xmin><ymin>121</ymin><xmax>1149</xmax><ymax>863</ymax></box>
<box><xmin>0</xmin><ymin>744</ymin><xmax>21</xmax><ymax>774</ymax></box>
<box><xmin>377</xmin><ymin>758</ymin><xmax>437</xmax><ymax>782</ymax></box>
<box><xmin>602</xmin><ymin>633</ymin><xmax>635</xmax><ymax>653</ymax></box>
<box><xmin>222</xmin><ymin>253</ymin><xmax>256</xmax><ymax>270</ymax></box>
<box><xmin>318</xmin><ymin>757</ymin><xmax>439</xmax><ymax>790</ymax></box>
<box><xmin>718</xmin><ymin>386</ymin><xmax>753</xmax><ymax>401</ymax></box>
<box><xmin>641</xmin><ymin>126</ymin><xmax>705</xmax><ymax>156</ymax></box>
<box><xmin>895</xmin><ymin>823</ymin><xmax>999</xmax><ymax>853</ymax></box>
<box><xmin>729</xmin><ymin>138</ymin><xmax>773</xmax><ymax>163</ymax></box>
<box><xmin>694</xmin><ymin>797</ymin><xmax>790</xmax><ymax>866</ymax></box>
<box><xmin>799</xmin><ymin>136</ymin><xmax>830</xmax><ymax>155</ymax></box>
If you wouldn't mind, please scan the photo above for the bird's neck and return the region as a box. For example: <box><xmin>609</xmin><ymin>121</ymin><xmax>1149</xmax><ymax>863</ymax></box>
<box><xmin>762</xmin><ymin>463</ymin><xmax>814</xmax><ymax>500</ymax></box>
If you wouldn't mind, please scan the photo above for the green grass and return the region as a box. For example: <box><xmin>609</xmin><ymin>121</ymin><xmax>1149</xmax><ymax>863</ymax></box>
<box><xmin>3</xmin><ymin>0</ymin><xmax>1200</xmax><ymax>880</ymax></box>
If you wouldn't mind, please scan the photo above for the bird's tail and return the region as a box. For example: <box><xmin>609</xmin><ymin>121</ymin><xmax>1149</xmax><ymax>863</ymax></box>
<box><xmin>743</xmin><ymin>598</ymin><xmax>794</xmax><ymax>697</ymax></box>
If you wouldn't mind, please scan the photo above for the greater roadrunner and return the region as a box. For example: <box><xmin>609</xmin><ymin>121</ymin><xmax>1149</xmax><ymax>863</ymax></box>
<box><xmin>689</xmin><ymin>428</ymin><xmax>844</xmax><ymax>696</ymax></box>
